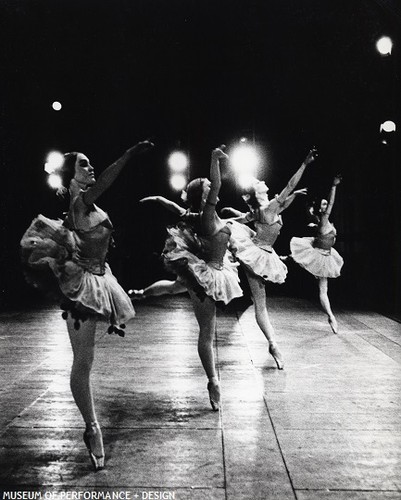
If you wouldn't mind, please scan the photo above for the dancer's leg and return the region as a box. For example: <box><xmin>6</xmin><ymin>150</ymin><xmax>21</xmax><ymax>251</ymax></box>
<box><xmin>67</xmin><ymin>316</ymin><xmax>104</xmax><ymax>467</ymax></box>
<box><xmin>187</xmin><ymin>289</ymin><xmax>220</xmax><ymax>409</ymax></box>
<box><xmin>318</xmin><ymin>277</ymin><xmax>338</xmax><ymax>333</ymax></box>
<box><xmin>130</xmin><ymin>279</ymin><xmax>187</xmax><ymax>299</ymax></box>
<box><xmin>245</xmin><ymin>270</ymin><xmax>284</xmax><ymax>369</ymax></box>
<box><xmin>144</xmin><ymin>279</ymin><xmax>187</xmax><ymax>297</ymax></box>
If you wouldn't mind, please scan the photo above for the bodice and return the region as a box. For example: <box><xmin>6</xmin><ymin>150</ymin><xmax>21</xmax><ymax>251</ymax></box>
<box><xmin>253</xmin><ymin>209</ymin><xmax>283</xmax><ymax>249</ymax></box>
<box><xmin>64</xmin><ymin>194</ymin><xmax>113</xmax><ymax>274</ymax></box>
<box><xmin>201</xmin><ymin>225</ymin><xmax>231</xmax><ymax>269</ymax></box>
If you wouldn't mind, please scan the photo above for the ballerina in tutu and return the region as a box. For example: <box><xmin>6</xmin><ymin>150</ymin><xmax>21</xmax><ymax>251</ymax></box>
<box><xmin>128</xmin><ymin>195</ymin><xmax>194</xmax><ymax>300</ymax></box>
<box><xmin>20</xmin><ymin>140</ymin><xmax>153</xmax><ymax>470</ymax></box>
<box><xmin>222</xmin><ymin>148</ymin><xmax>317</xmax><ymax>369</ymax></box>
<box><xmin>290</xmin><ymin>174</ymin><xmax>343</xmax><ymax>333</ymax></box>
<box><xmin>162</xmin><ymin>146</ymin><xmax>243</xmax><ymax>411</ymax></box>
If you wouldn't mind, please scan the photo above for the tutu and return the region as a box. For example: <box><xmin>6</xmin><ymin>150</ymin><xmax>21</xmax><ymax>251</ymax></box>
<box><xmin>290</xmin><ymin>236</ymin><xmax>343</xmax><ymax>278</ymax></box>
<box><xmin>163</xmin><ymin>223</ymin><xmax>242</xmax><ymax>304</ymax></box>
<box><xmin>228</xmin><ymin>220</ymin><xmax>287</xmax><ymax>284</ymax></box>
<box><xmin>21</xmin><ymin>214</ymin><xmax>135</xmax><ymax>330</ymax></box>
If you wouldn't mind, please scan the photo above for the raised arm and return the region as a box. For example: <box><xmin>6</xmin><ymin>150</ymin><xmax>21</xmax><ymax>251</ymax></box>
<box><xmin>324</xmin><ymin>175</ymin><xmax>342</xmax><ymax>218</ymax></box>
<box><xmin>140</xmin><ymin>196</ymin><xmax>186</xmax><ymax>217</ymax></box>
<box><xmin>84</xmin><ymin>140</ymin><xmax>154</xmax><ymax>205</ymax></box>
<box><xmin>202</xmin><ymin>147</ymin><xmax>228</xmax><ymax>234</ymax></box>
<box><xmin>276</xmin><ymin>188</ymin><xmax>308</xmax><ymax>213</ymax></box>
<box><xmin>276</xmin><ymin>148</ymin><xmax>317</xmax><ymax>205</ymax></box>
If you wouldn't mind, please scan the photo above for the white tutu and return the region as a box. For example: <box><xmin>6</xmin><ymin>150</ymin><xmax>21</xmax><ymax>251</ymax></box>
<box><xmin>163</xmin><ymin>224</ymin><xmax>242</xmax><ymax>304</ymax></box>
<box><xmin>290</xmin><ymin>236</ymin><xmax>343</xmax><ymax>278</ymax></box>
<box><xmin>228</xmin><ymin>220</ymin><xmax>287</xmax><ymax>284</ymax></box>
<box><xmin>21</xmin><ymin>214</ymin><xmax>135</xmax><ymax>328</ymax></box>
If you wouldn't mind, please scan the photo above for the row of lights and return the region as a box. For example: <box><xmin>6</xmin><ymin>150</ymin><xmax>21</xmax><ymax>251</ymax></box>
<box><xmin>45</xmin><ymin>36</ymin><xmax>396</xmax><ymax>190</ymax></box>
<box><xmin>44</xmin><ymin>140</ymin><xmax>261</xmax><ymax>192</ymax></box>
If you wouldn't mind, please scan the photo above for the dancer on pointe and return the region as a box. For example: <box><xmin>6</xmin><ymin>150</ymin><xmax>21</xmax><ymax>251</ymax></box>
<box><xmin>289</xmin><ymin>175</ymin><xmax>343</xmax><ymax>333</ymax></box>
<box><xmin>20</xmin><ymin>140</ymin><xmax>153</xmax><ymax>470</ymax></box>
<box><xmin>222</xmin><ymin>148</ymin><xmax>317</xmax><ymax>369</ymax></box>
<box><xmin>161</xmin><ymin>146</ymin><xmax>243</xmax><ymax>411</ymax></box>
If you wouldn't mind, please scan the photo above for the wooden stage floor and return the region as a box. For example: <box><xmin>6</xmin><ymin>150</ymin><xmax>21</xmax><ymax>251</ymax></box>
<box><xmin>0</xmin><ymin>295</ymin><xmax>400</xmax><ymax>499</ymax></box>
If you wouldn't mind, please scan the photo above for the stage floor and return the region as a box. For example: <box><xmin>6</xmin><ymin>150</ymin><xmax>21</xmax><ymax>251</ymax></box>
<box><xmin>0</xmin><ymin>295</ymin><xmax>400</xmax><ymax>499</ymax></box>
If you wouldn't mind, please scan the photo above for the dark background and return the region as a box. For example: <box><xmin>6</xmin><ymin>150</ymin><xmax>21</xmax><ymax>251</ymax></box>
<box><xmin>1</xmin><ymin>0</ymin><xmax>400</xmax><ymax>318</ymax></box>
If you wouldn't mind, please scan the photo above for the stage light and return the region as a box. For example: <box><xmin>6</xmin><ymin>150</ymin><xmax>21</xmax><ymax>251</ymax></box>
<box><xmin>376</xmin><ymin>36</ymin><xmax>393</xmax><ymax>56</ymax></box>
<box><xmin>380</xmin><ymin>120</ymin><xmax>396</xmax><ymax>133</ymax></box>
<box><xmin>44</xmin><ymin>151</ymin><xmax>64</xmax><ymax>174</ymax></box>
<box><xmin>237</xmin><ymin>174</ymin><xmax>256</xmax><ymax>190</ymax></box>
<box><xmin>240</xmin><ymin>137</ymin><xmax>247</xmax><ymax>143</ymax></box>
<box><xmin>230</xmin><ymin>144</ymin><xmax>260</xmax><ymax>179</ymax></box>
<box><xmin>168</xmin><ymin>151</ymin><xmax>189</xmax><ymax>173</ymax></box>
<box><xmin>47</xmin><ymin>173</ymin><xmax>62</xmax><ymax>189</ymax></box>
<box><xmin>170</xmin><ymin>173</ymin><xmax>187</xmax><ymax>191</ymax></box>
<box><xmin>52</xmin><ymin>101</ymin><xmax>62</xmax><ymax>111</ymax></box>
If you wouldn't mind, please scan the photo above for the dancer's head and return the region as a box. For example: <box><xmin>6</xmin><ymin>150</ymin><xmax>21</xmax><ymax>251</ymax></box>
<box><xmin>182</xmin><ymin>177</ymin><xmax>211</xmax><ymax>211</ymax></box>
<box><xmin>242</xmin><ymin>178</ymin><xmax>269</xmax><ymax>209</ymax></box>
<box><xmin>61</xmin><ymin>152</ymin><xmax>96</xmax><ymax>189</ymax></box>
<box><xmin>319</xmin><ymin>198</ymin><xmax>328</xmax><ymax>214</ymax></box>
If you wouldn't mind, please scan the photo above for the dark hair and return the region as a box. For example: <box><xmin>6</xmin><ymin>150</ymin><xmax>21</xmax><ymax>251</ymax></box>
<box><xmin>60</xmin><ymin>152</ymin><xmax>79</xmax><ymax>188</ymax></box>
<box><xmin>242</xmin><ymin>186</ymin><xmax>260</xmax><ymax>211</ymax></box>
<box><xmin>185</xmin><ymin>177</ymin><xmax>207</xmax><ymax>211</ymax></box>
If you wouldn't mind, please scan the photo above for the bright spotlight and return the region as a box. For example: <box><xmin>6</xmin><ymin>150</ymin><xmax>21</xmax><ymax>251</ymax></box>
<box><xmin>230</xmin><ymin>145</ymin><xmax>260</xmax><ymax>179</ymax></box>
<box><xmin>170</xmin><ymin>174</ymin><xmax>187</xmax><ymax>191</ymax></box>
<box><xmin>48</xmin><ymin>173</ymin><xmax>62</xmax><ymax>189</ymax></box>
<box><xmin>376</xmin><ymin>36</ymin><xmax>393</xmax><ymax>56</ymax></box>
<box><xmin>380</xmin><ymin>120</ymin><xmax>396</xmax><ymax>133</ymax></box>
<box><xmin>52</xmin><ymin>101</ymin><xmax>62</xmax><ymax>111</ymax></box>
<box><xmin>168</xmin><ymin>151</ymin><xmax>189</xmax><ymax>173</ymax></box>
<box><xmin>44</xmin><ymin>151</ymin><xmax>64</xmax><ymax>174</ymax></box>
<box><xmin>240</xmin><ymin>137</ymin><xmax>247</xmax><ymax>143</ymax></box>
<box><xmin>237</xmin><ymin>174</ymin><xmax>256</xmax><ymax>190</ymax></box>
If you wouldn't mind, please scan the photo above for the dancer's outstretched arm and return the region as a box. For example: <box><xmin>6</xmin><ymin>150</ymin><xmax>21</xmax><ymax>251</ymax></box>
<box><xmin>324</xmin><ymin>175</ymin><xmax>342</xmax><ymax>219</ymax></box>
<box><xmin>84</xmin><ymin>140</ymin><xmax>154</xmax><ymax>204</ymax></box>
<box><xmin>220</xmin><ymin>207</ymin><xmax>254</xmax><ymax>224</ymax></box>
<box><xmin>203</xmin><ymin>147</ymin><xmax>228</xmax><ymax>235</ymax></box>
<box><xmin>140</xmin><ymin>196</ymin><xmax>187</xmax><ymax>216</ymax></box>
<box><xmin>275</xmin><ymin>148</ymin><xmax>317</xmax><ymax>207</ymax></box>
<box><xmin>277</xmin><ymin>188</ymin><xmax>308</xmax><ymax>212</ymax></box>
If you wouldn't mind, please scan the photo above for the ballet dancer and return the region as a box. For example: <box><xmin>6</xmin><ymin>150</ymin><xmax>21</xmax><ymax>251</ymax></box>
<box><xmin>289</xmin><ymin>175</ymin><xmax>343</xmax><ymax>333</ymax></box>
<box><xmin>162</xmin><ymin>146</ymin><xmax>243</xmax><ymax>410</ymax></box>
<box><xmin>223</xmin><ymin>148</ymin><xmax>317</xmax><ymax>369</ymax></box>
<box><xmin>20</xmin><ymin>140</ymin><xmax>153</xmax><ymax>470</ymax></box>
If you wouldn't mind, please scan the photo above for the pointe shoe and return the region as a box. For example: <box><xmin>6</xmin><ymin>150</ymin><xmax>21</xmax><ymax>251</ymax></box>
<box><xmin>128</xmin><ymin>289</ymin><xmax>145</xmax><ymax>301</ymax></box>
<box><xmin>207</xmin><ymin>381</ymin><xmax>221</xmax><ymax>411</ymax></box>
<box><xmin>328</xmin><ymin>316</ymin><xmax>338</xmax><ymax>334</ymax></box>
<box><xmin>269</xmin><ymin>343</ymin><xmax>284</xmax><ymax>370</ymax></box>
<box><xmin>83</xmin><ymin>422</ymin><xmax>105</xmax><ymax>471</ymax></box>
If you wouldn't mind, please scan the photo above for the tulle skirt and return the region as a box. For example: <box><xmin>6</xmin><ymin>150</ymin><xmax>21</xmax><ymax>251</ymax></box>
<box><xmin>163</xmin><ymin>224</ymin><xmax>243</xmax><ymax>305</ymax></box>
<box><xmin>228</xmin><ymin>220</ymin><xmax>287</xmax><ymax>284</ymax></box>
<box><xmin>20</xmin><ymin>215</ymin><xmax>135</xmax><ymax>329</ymax></box>
<box><xmin>290</xmin><ymin>236</ymin><xmax>344</xmax><ymax>278</ymax></box>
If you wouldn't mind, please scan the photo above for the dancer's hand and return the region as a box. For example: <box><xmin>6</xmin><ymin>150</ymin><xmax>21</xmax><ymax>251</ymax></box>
<box><xmin>293</xmin><ymin>188</ymin><xmax>308</xmax><ymax>196</ymax></box>
<box><xmin>304</xmin><ymin>147</ymin><xmax>318</xmax><ymax>165</ymax></box>
<box><xmin>333</xmin><ymin>174</ymin><xmax>342</xmax><ymax>186</ymax></box>
<box><xmin>221</xmin><ymin>207</ymin><xmax>243</xmax><ymax>217</ymax></box>
<box><xmin>125</xmin><ymin>140</ymin><xmax>155</xmax><ymax>158</ymax></box>
<box><xmin>212</xmin><ymin>145</ymin><xmax>229</xmax><ymax>160</ymax></box>
<box><xmin>139</xmin><ymin>196</ymin><xmax>157</xmax><ymax>203</ymax></box>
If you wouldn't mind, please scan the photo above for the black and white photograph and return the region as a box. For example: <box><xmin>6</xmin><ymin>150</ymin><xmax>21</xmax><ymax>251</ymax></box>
<box><xmin>1</xmin><ymin>0</ymin><xmax>400</xmax><ymax>498</ymax></box>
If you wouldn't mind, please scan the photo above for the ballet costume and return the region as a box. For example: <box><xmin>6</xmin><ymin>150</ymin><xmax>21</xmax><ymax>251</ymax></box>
<box><xmin>290</xmin><ymin>225</ymin><xmax>344</xmax><ymax>278</ymax></box>
<box><xmin>162</xmin><ymin>218</ymin><xmax>243</xmax><ymax>305</ymax></box>
<box><xmin>228</xmin><ymin>214</ymin><xmax>288</xmax><ymax>284</ymax></box>
<box><xmin>20</xmin><ymin>191</ymin><xmax>135</xmax><ymax>335</ymax></box>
